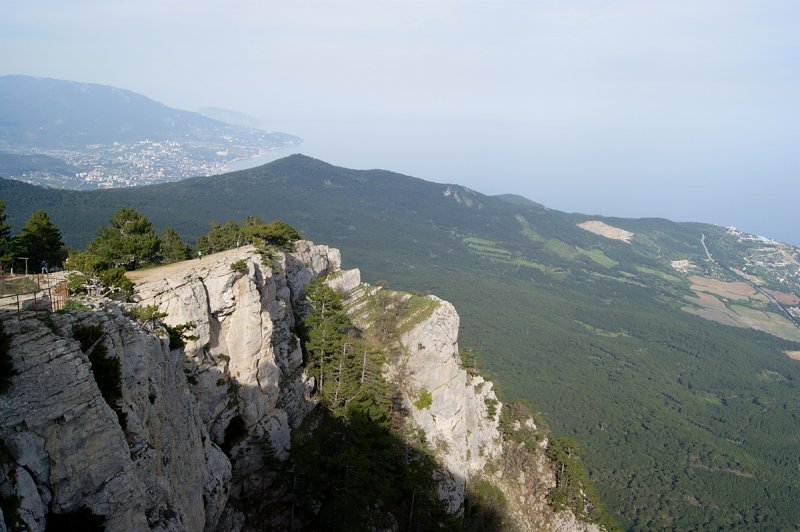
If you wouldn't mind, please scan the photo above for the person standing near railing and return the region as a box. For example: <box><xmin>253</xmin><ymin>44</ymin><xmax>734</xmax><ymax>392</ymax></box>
<box><xmin>41</xmin><ymin>260</ymin><xmax>48</xmax><ymax>274</ymax></box>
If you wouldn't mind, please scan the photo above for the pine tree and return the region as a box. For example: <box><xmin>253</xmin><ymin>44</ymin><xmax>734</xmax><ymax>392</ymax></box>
<box><xmin>14</xmin><ymin>210</ymin><xmax>65</xmax><ymax>267</ymax></box>
<box><xmin>198</xmin><ymin>220</ymin><xmax>240</xmax><ymax>254</ymax></box>
<box><xmin>160</xmin><ymin>227</ymin><xmax>188</xmax><ymax>263</ymax></box>
<box><xmin>303</xmin><ymin>279</ymin><xmax>350</xmax><ymax>396</ymax></box>
<box><xmin>87</xmin><ymin>208</ymin><xmax>160</xmax><ymax>270</ymax></box>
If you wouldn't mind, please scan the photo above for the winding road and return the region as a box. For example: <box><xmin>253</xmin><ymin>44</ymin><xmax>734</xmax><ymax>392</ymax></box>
<box><xmin>700</xmin><ymin>233</ymin><xmax>800</xmax><ymax>329</ymax></box>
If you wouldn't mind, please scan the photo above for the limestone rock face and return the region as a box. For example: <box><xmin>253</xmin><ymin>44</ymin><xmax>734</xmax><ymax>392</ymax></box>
<box><xmin>397</xmin><ymin>297</ymin><xmax>503</xmax><ymax>513</ymax></box>
<box><xmin>132</xmin><ymin>244</ymin><xmax>358</xmax><ymax>460</ymax></box>
<box><xmin>0</xmin><ymin>309</ymin><xmax>227</xmax><ymax>531</ymax></box>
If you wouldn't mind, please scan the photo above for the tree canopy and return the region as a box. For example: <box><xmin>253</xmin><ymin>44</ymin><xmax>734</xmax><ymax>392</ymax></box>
<box><xmin>160</xmin><ymin>227</ymin><xmax>188</xmax><ymax>264</ymax></box>
<box><xmin>87</xmin><ymin>208</ymin><xmax>160</xmax><ymax>270</ymax></box>
<box><xmin>14</xmin><ymin>210</ymin><xmax>65</xmax><ymax>267</ymax></box>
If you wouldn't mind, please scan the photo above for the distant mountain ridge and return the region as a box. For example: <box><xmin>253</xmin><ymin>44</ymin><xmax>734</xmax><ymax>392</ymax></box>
<box><xmin>493</xmin><ymin>192</ymin><xmax>545</xmax><ymax>209</ymax></box>
<box><xmin>0</xmin><ymin>75</ymin><xmax>300</xmax><ymax>188</ymax></box>
<box><xmin>3</xmin><ymin>154</ymin><xmax>800</xmax><ymax>529</ymax></box>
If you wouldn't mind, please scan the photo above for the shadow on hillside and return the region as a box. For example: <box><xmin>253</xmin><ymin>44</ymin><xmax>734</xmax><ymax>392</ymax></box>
<box><xmin>194</xmin><ymin>365</ymin><xmax>506</xmax><ymax>531</ymax></box>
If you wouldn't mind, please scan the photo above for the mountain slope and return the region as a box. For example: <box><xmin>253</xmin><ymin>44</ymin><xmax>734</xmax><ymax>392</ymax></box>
<box><xmin>3</xmin><ymin>155</ymin><xmax>800</xmax><ymax>529</ymax></box>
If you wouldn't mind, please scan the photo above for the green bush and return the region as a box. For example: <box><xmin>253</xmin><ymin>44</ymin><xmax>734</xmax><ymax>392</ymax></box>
<box><xmin>414</xmin><ymin>388</ymin><xmax>433</xmax><ymax>410</ymax></box>
<box><xmin>164</xmin><ymin>322</ymin><xmax>197</xmax><ymax>349</ymax></box>
<box><xmin>262</xmin><ymin>220</ymin><xmax>303</xmax><ymax>249</ymax></box>
<box><xmin>59</xmin><ymin>299</ymin><xmax>90</xmax><ymax>312</ymax></box>
<box><xmin>128</xmin><ymin>304</ymin><xmax>167</xmax><ymax>324</ymax></box>
<box><xmin>484</xmin><ymin>397</ymin><xmax>498</xmax><ymax>418</ymax></box>
<box><xmin>97</xmin><ymin>267</ymin><xmax>134</xmax><ymax>296</ymax></box>
<box><xmin>230</xmin><ymin>259</ymin><xmax>248</xmax><ymax>273</ymax></box>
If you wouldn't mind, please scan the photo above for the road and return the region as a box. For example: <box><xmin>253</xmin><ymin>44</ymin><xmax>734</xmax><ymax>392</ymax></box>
<box><xmin>700</xmin><ymin>234</ymin><xmax>800</xmax><ymax>329</ymax></box>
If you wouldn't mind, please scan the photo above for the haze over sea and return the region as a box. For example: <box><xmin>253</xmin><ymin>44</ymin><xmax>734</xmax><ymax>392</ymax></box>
<box><xmin>227</xmin><ymin>115</ymin><xmax>800</xmax><ymax>248</ymax></box>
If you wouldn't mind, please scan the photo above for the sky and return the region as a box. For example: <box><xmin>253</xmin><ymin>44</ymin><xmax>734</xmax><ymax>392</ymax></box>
<box><xmin>2</xmin><ymin>1</ymin><xmax>799</xmax><ymax>244</ymax></box>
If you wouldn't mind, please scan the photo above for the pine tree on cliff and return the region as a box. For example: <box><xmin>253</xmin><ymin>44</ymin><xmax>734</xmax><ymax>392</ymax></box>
<box><xmin>160</xmin><ymin>227</ymin><xmax>189</xmax><ymax>264</ymax></box>
<box><xmin>14</xmin><ymin>210</ymin><xmax>65</xmax><ymax>267</ymax></box>
<box><xmin>88</xmin><ymin>208</ymin><xmax>160</xmax><ymax>270</ymax></box>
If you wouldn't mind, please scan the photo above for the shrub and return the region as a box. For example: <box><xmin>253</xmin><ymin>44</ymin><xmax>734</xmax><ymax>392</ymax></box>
<box><xmin>164</xmin><ymin>322</ymin><xmax>197</xmax><ymax>349</ymax></box>
<box><xmin>97</xmin><ymin>267</ymin><xmax>134</xmax><ymax>297</ymax></box>
<box><xmin>255</xmin><ymin>243</ymin><xmax>282</xmax><ymax>274</ymax></box>
<box><xmin>230</xmin><ymin>259</ymin><xmax>248</xmax><ymax>273</ymax></box>
<box><xmin>484</xmin><ymin>397</ymin><xmax>498</xmax><ymax>418</ymax></box>
<box><xmin>262</xmin><ymin>220</ymin><xmax>303</xmax><ymax>249</ymax></box>
<box><xmin>59</xmin><ymin>299</ymin><xmax>90</xmax><ymax>312</ymax></box>
<box><xmin>129</xmin><ymin>305</ymin><xmax>167</xmax><ymax>324</ymax></box>
<box><xmin>414</xmin><ymin>388</ymin><xmax>433</xmax><ymax>410</ymax></box>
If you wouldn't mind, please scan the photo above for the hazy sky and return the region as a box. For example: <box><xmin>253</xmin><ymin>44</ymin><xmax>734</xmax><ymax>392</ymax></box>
<box><xmin>2</xmin><ymin>1</ymin><xmax>799</xmax><ymax>244</ymax></box>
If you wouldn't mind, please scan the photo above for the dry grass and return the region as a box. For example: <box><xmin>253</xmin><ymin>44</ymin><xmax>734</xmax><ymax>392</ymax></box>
<box><xmin>765</xmin><ymin>289</ymin><xmax>800</xmax><ymax>306</ymax></box>
<box><xmin>784</xmin><ymin>350</ymin><xmax>800</xmax><ymax>361</ymax></box>
<box><xmin>683</xmin><ymin>292</ymin><xmax>800</xmax><ymax>342</ymax></box>
<box><xmin>688</xmin><ymin>275</ymin><xmax>767</xmax><ymax>302</ymax></box>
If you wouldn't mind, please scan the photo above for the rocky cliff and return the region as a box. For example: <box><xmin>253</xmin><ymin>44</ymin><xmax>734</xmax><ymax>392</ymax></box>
<box><xmin>0</xmin><ymin>303</ymin><xmax>229</xmax><ymax>531</ymax></box>
<box><xmin>1</xmin><ymin>241</ymin><xmax>603</xmax><ymax>531</ymax></box>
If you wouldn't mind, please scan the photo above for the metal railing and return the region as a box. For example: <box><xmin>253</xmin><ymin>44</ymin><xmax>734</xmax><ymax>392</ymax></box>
<box><xmin>0</xmin><ymin>273</ymin><xmax>69</xmax><ymax>319</ymax></box>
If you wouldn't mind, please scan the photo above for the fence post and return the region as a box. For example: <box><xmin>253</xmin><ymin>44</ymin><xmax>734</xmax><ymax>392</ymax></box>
<box><xmin>16</xmin><ymin>293</ymin><xmax>21</xmax><ymax>321</ymax></box>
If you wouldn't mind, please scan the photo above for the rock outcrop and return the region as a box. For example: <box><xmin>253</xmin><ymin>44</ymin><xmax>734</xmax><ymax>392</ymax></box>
<box><xmin>131</xmin><ymin>244</ymin><xmax>358</xmax><ymax>459</ymax></box>
<box><xmin>397</xmin><ymin>297</ymin><xmax>502</xmax><ymax>513</ymax></box>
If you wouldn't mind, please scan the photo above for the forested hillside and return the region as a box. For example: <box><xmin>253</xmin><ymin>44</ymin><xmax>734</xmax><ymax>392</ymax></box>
<box><xmin>3</xmin><ymin>155</ymin><xmax>800</xmax><ymax>529</ymax></box>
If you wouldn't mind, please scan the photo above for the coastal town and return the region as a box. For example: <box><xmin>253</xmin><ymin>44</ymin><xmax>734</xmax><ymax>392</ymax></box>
<box><xmin>1</xmin><ymin>126</ymin><xmax>300</xmax><ymax>189</ymax></box>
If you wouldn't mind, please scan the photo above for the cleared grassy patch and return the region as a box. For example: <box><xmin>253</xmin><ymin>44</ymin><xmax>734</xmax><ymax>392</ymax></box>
<box><xmin>510</xmin><ymin>258</ymin><xmax>550</xmax><ymax>272</ymax></box>
<box><xmin>689</xmin><ymin>276</ymin><xmax>767</xmax><ymax>302</ymax></box>
<box><xmin>545</xmin><ymin>239</ymin><xmax>579</xmax><ymax>260</ymax></box>
<box><xmin>636</xmin><ymin>266</ymin><xmax>681</xmax><ymax>283</ymax></box>
<box><xmin>579</xmin><ymin>248</ymin><xmax>618</xmax><ymax>268</ymax></box>
<box><xmin>515</xmin><ymin>214</ymin><xmax>544</xmax><ymax>242</ymax></box>
<box><xmin>463</xmin><ymin>237</ymin><xmax>513</xmax><ymax>259</ymax></box>
<box><xmin>729</xmin><ymin>304</ymin><xmax>800</xmax><ymax>342</ymax></box>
